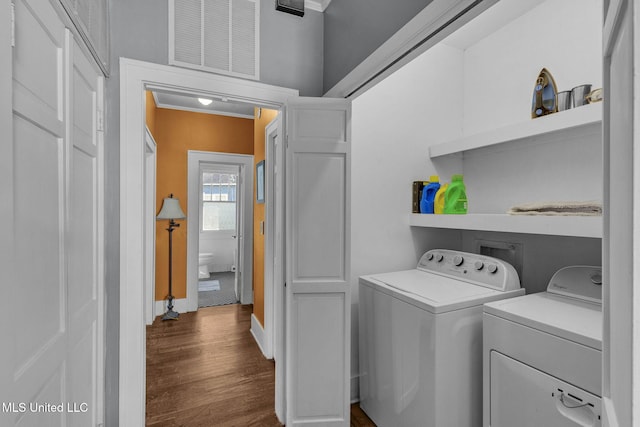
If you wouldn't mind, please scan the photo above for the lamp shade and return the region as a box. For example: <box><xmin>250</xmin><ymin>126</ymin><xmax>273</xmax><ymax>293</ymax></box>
<box><xmin>157</xmin><ymin>196</ymin><xmax>186</xmax><ymax>220</ymax></box>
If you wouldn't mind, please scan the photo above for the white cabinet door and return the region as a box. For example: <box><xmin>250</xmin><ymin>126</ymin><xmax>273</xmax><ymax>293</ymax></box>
<box><xmin>602</xmin><ymin>1</ymin><xmax>638</xmax><ymax>426</ymax></box>
<box><xmin>0</xmin><ymin>1</ymin><xmax>104</xmax><ymax>425</ymax></box>
<box><xmin>285</xmin><ymin>97</ymin><xmax>351</xmax><ymax>426</ymax></box>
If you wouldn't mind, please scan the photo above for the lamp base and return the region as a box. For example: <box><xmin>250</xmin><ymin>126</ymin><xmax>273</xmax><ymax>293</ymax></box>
<box><xmin>162</xmin><ymin>309</ymin><xmax>180</xmax><ymax>321</ymax></box>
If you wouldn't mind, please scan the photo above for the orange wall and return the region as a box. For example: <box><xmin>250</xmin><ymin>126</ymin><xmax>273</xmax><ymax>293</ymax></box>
<box><xmin>154</xmin><ymin>108</ymin><xmax>254</xmax><ymax>301</ymax></box>
<box><xmin>252</xmin><ymin>108</ymin><xmax>278</xmax><ymax>327</ymax></box>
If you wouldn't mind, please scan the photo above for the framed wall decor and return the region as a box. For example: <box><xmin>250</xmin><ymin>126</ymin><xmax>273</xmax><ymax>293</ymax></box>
<box><xmin>256</xmin><ymin>160</ymin><xmax>265</xmax><ymax>203</ymax></box>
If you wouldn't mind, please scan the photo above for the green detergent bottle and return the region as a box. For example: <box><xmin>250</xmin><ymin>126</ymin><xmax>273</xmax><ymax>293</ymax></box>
<box><xmin>444</xmin><ymin>174</ymin><xmax>468</xmax><ymax>214</ymax></box>
<box><xmin>434</xmin><ymin>183</ymin><xmax>448</xmax><ymax>214</ymax></box>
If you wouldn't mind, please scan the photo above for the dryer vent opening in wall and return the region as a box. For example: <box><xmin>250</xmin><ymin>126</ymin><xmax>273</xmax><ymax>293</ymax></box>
<box><xmin>475</xmin><ymin>239</ymin><xmax>523</xmax><ymax>284</ymax></box>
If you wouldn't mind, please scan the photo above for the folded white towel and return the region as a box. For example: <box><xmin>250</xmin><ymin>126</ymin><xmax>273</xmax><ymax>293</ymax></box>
<box><xmin>508</xmin><ymin>200</ymin><xmax>602</xmax><ymax>216</ymax></box>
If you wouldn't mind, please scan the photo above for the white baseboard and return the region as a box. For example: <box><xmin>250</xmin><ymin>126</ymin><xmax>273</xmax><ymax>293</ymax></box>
<box><xmin>250</xmin><ymin>314</ymin><xmax>270</xmax><ymax>359</ymax></box>
<box><xmin>210</xmin><ymin>263</ymin><xmax>234</xmax><ymax>273</ymax></box>
<box><xmin>351</xmin><ymin>375</ymin><xmax>360</xmax><ymax>404</ymax></box>
<box><xmin>154</xmin><ymin>298</ymin><xmax>190</xmax><ymax>320</ymax></box>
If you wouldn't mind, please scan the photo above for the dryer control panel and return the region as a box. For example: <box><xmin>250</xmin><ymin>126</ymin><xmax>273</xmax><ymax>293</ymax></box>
<box><xmin>417</xmin><ymin>249</ymin><xmax>521</xmax><ymax>292</ymax></box>
<box><xmin>547</xmin><ymin>265</ymin><xmax>602</xmax><ymax>304</ymax></box>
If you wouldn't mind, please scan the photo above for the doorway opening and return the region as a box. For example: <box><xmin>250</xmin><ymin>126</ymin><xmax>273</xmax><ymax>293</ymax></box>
<box><xmin>198</xmin><ymin>163</ymin><xmax>241</xmax><ymax>308</ymax></box>
<box><xmin>121</xmin><ymin>59</ymin><xmax>297</xmax><ymax>424</ymax></box>
<box><xmin>187</xmin><ymin>152</ymin><xmax>253</xmax><ymax>310</ymax></box>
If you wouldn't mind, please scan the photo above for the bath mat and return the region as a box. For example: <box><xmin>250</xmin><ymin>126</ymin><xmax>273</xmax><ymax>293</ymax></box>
<box><xmin>198</xmin><ymin>279</ymin><xmax>220</xmax><ymax>292</ymax></box>
<box><xmin>198</xmin><ymin>271</ymin><xmax>238</xmax><ymax>308</ymax></box>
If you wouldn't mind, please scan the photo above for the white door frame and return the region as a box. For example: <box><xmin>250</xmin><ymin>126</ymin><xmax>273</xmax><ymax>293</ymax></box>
<box><xmin>144</xmin><ymin>127</ymin><xmax>157</xmax><ymax>325</ymax></box>
<box><xmin>187</xmin><ymin>151</ymin><xmax>254</xmax><ymax>310</ymax></box>
<box><xmin>263</xmin><ymin>116</ymin><xmax>283</xmax><ymax>361</ymax></box>
<box><xmin>119</xmin><ymin>58</ymin><xmax>297</xmax><ymax>425</ymax></box>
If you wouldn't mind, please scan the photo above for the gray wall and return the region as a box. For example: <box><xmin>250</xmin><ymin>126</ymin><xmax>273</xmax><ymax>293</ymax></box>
<box><xmin>323</xmin><ymin>0</ymin><xmax>432</xmax><ymax>93</ymax></box>
<box><xmin>104</xmin><ymin>1</ymin><xmax>323</xmax><ymax>424</ymax></box>
<box><xmin>261</xmin><ymin>3</ymin><xmax>324</xmax><ymax>96</ymax></box>
<box><xmin>104</xmin><ymin>1</ymin><xmax>169</xmax><ymax>424</ymax></box>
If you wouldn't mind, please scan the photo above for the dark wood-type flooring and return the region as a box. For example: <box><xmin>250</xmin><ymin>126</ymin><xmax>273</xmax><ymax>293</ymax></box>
<box><xmin>146</xmin><ymin>304</ymin><xmax>376</xmax><ymax>426</ymax></box>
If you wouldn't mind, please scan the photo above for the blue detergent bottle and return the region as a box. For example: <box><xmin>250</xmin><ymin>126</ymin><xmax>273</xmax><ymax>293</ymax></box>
<box><xmin>420</xmin><ymin>175</ymin><xmax>440</xmax><ymax>214</ymax></box>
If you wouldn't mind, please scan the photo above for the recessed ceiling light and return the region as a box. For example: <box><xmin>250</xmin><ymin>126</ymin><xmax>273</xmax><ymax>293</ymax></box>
<box><xmin>198</xmin><ymin>98</ymin><xmax>213</xmax><ymax>106</ymax></box>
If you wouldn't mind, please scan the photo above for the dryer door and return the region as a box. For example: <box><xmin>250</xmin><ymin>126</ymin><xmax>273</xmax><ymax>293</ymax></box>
<box><xmin>490</xmin><ymin>351</ymin><xmax>602</xmax><ymax>427</ymax></box>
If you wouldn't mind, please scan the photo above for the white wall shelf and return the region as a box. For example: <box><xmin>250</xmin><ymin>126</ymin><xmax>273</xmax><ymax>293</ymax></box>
<box><xmin>409</xmin><ymin>213</ymin><xmax>602</xmax><ymax>238</ymax></box>
<box><xmin>429</xmin><ymin>102</ymin><xmax>602</xmax><ymax>158</ymax></box>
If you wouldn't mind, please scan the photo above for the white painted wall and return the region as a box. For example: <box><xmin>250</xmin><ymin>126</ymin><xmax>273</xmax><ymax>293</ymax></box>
<box><xmin>350</xmin><ymin>43</ymin><xmax>465</xmax><ymax>398</ymax></box>
<box><xmin>442</xmin><ymin>0</ymin><xmax>604</xmax><ymax>214</ymax></box>
<box><xmin>351</xmin><ymin>41</ymin><xmax>465</xmax><ymax>273</ymax></box>
<box><xmin>458</xmin><ymin>0</ymin><xmax>602</xmax><ymax>135</ymax></box>
<box><xmin>350</xmin><ymin>0</ymin><xmax>604</xmax><ymax>401</ymax></box>
<box><xmin>199</xmin><ymin>234</ymin><xmax>235</xmax><ymax>272</ymax></box>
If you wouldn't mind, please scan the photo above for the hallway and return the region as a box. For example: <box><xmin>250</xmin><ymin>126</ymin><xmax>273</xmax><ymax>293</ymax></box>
<box><xmin>146</xmin><ymin>303</ymin><xmax>376</xmax><ymax>426</ymax></box>
<box><xmin>146</xmin><ymin>304</ymin><xmax>281</xmax><ymax>426</ymax></box>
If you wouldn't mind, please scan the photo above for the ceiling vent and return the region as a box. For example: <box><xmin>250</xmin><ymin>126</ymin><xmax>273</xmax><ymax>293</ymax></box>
<box><xmin>169</xmin><ymin>0</ymin><xmax>260</xmax><ymax>80</ymax></box>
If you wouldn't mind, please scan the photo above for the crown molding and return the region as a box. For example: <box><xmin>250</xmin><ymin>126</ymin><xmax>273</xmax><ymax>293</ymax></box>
<box><xmin>306</xmin><ymin>0</ymin><xmax>332</xmax><ymax>12</ymax></box>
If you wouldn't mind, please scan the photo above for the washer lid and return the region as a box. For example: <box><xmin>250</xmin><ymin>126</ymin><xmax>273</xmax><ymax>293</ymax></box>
<box><xmin>364</xmin><ymin>269</ymin><xmax>521</xmax><ymax>314</ymax></box>
<box><xmin>484</xmin><ymin>292</ymin><xmax>602</xmax><ymax>350</ymax></box>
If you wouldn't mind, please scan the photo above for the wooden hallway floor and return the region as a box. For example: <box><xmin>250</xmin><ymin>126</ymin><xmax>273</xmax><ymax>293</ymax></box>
<box><xmin>146</xmin><ymin>304</ymin><xmax>376</xmax><ymax>426</ymax></box>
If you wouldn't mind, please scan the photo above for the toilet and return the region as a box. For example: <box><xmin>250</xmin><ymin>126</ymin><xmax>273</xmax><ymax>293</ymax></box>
<box><xmin>198</xmin><ymin>253</ymin><xmax>215</xmax><ymax>279</ymax></box>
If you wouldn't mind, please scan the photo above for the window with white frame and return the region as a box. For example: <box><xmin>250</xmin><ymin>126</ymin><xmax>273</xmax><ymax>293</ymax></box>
<box><xmin>201</xmin><ymin>169</ymin><xmax>238</xmax><ymax>232</ymax></box>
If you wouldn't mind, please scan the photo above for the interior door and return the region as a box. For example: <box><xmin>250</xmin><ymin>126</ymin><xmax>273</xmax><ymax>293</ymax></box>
<box><xmin>2</xmin><ymin>1</ymin><xmax>104</xmax><ymax>425</ymax></box>
<box><xmin>285</xmin><ymin>97</ymin><xmax>351</xmax><ymax>426</ymax></box>
<box><xmin>234</xmin><ymin>166</ymin><xmax>241</xmax><ymax>301</ymax></box>
<box><xmin>145</xmin><ymin>128</ymin><xmax>157</xmax><ymax>324</ymax></box>
<box><xmin>67</xmin><ymin>34</ymin><xmax>105</xmax><ymax>427</ymax></box>
<box><xmin>10</xmin><ymin>2</ymin><xmax>68</xmax><ymax>425</ymax></box>
<box><xmin>602</xmin><ymin>1</ymin><xmax>637</xmax><ymax>426</ymax></box>
<box><xmin>603</xmin><ymin>0</ymin><xmax>640</xmax><ymax>427</ymax></box>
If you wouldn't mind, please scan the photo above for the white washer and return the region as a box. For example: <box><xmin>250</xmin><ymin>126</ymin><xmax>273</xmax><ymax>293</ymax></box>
<box><xmin>483</xmin><ymin>266</ymin><xmax>603</xmax><ymax>427</ymax></box>
<box><xmin>359</xmin><ymin>249</ymin><xmax>524</xmax><ymax>427</ymax></box>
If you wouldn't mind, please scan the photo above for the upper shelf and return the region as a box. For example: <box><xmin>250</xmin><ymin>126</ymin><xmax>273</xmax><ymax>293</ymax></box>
<box><xmin>429</xmin><ymin>102</ymin><xmax>602</xmax><ymax>158</ymax></box>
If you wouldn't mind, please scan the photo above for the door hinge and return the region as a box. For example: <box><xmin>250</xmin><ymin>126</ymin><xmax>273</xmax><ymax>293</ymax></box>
<box><xmin>97</xmin><ymin>110</ymin><xmax>104</xmax><ymax>132</ymax></box>
<box><xmin>10</xmin><ymin>1</ymin><xmax>15</xmax><ymax>48</ymax></box>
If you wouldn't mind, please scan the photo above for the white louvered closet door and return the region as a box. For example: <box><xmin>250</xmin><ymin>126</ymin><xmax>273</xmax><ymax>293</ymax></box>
<box><xmin>170</xmin><ymin>0</ymin><xmax>259</xmax><ymax>80</ymax></box>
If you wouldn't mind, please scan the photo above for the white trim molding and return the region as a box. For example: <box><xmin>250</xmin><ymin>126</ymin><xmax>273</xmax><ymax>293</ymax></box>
<box><xmin>306</xmin><ymin>0</ymin><xmax>332</xmax><ymax>13</ymax></box>
<box><xmin>251</xmin><ymin>314</ymin><xmax>269</xmax><ymax>358</ymax></box>
<box><xmin>154</xmin><ymin>298</ymin><xmax>189</xmax><ymax>320</ymax></box>
<box><xmin>324</xmin><ymin>0</ymin><xmax>496</xmax><ymax>99</ymax></box>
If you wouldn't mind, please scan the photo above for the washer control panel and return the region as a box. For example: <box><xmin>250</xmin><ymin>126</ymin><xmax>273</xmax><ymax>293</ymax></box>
<box><xmin>417</xmin><ymin>249</ymin><xmax>521</xmax><ymax>291</ymax></box>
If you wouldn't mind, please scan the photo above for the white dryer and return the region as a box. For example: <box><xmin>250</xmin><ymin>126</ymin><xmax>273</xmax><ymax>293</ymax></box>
<box><xmin>483</xmin><ymin>266</ymin><xmax>603</xmax><ymax>427</ymax></box>
<box><xmin>359</xmin><ymin>249</ymin><xmax>524</xmax><ymax>427</ymax></box>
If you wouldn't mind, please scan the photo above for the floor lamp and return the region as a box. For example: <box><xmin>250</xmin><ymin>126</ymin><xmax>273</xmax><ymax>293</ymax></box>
<box><xmin>157</xmin><ymin>194</ymin><xmax>186</xmax><ymax>320</ymax></box>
